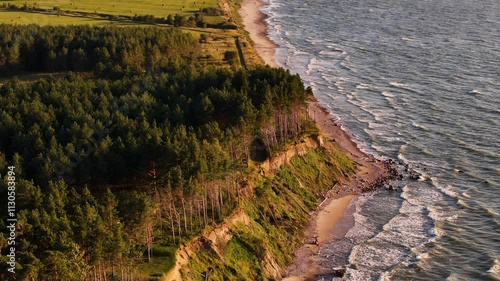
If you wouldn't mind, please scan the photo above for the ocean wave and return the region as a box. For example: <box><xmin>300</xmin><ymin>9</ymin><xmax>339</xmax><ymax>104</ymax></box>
<box><xmin>486</xmin><ymin>208</ymin><xmax>499</xmax><ymax>217</ymax></box>
<box><xmin>430</xmin><ymin>177</ymin><xmax>459</xmax><ymax>199</ymax></box>
<box><xmin>305</xmin><ymin>36</ymin><xmax>323</xmax><ymax>46</ymax></box>
<box><xmin>305</xmin><ymin>57</ymin><xmax>318</xmax><ymax>76</ymax></box>
<box><xmin>397</xmin><ymin>148</ymin><xmax>410</xmax><ymax>164</ymax></box>
<box><xmin>389</xmin><ymin>81</ymin><xmax>419</xmax><ymax>93</ymax></box>
<box><xmin>340</xmin><ymin>56</ymin><xmax>353</xmax><ymax>71</ymax></box>
<box><xmin>321</xmin><ymin>73</ymin><xmax>337</xmax><ymax>83</ymax></box>
<box><xmin>380</xmin><ymin>91</ymin><xmax>395</xmax><ymax>98</ymax></box>
<box><xmin>356</xmin><ymin>83</ymin><xmax>371</xmax><ymax>90</ymax></box>
<box><xmin>319</xmin><ymin>49</ymin><xmax>345</xmax><ymax>57</ymax></box>
<box><xmin>411</xmin><ymin>121</ymin><xmax>430</xmax><ymax>131</ymax></box>
<box><xmin>265</xmin><ymin>0</ymin><xmax>499</xmax><ymax>277</ymax></box>
<box><xmin>342</xmin><ymin>186</ymin><xmax>442</xmax><ymax>279</ymax></box>
<box><xmin>462</xmin><ymin>142</ymin><xmax>499</xmax><ymax>158</ymax></box>
<box><xmin>442</xmin><ymin>185</ymin><xmax>459</xmax><ymax>198</ymax></box>
<box><xmin>457</xmin><ymin>199</ymin><xmax>469</xmax><ymax>208</ymax></box>
<box><xmin>416</xmin><ymin>251</ymin><xmax>430</xmax><ymax>261</ymax></box>
<box><xmin>467</xmin><ymin>89</ymin><xmax>483</xmax><ymax>95</ymax></box>
<box><xmin>380</xmin><ymin>92</ymin><xmax>395</xmax><ymax>107</ymax></box>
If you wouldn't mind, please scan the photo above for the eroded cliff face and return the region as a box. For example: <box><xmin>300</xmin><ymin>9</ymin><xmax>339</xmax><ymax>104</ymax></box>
<box><xmin>165</xmin><ymin>209</ymin><xmax>286</xmax><ymax>280</ymax></box>
<box><xmin>260</xmin><ymin>135</ymin><xmax>323</xmax><ymax>173</ymax></box>
<box><xmin>164</xmin><ymin>134</ymin><xmax>352</xmax><ymax>281</ymax></box>
<box><xmin>163</xmin><ymin>208</ymin><xmax>253</xmax><ymax>281</ymax></box>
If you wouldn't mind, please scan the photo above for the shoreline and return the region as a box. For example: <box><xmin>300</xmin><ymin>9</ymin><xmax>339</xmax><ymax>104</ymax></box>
<box><xmin>238</xmin><ymin>0</ymin><xmax>278</xmax><ymax>67</ymax></box>
<box><xmin>238</xmin><ymin>1</ymin><xmax>391</xmax><ymax>279</ymax></box>
<box><xmin>280</xmin><ymin>100</ymin><xmax>390</xmax><ymax>280</ymax></box>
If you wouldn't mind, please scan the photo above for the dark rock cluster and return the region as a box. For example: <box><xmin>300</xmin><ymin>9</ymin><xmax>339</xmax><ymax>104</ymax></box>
<box><xmin>357</xmin><ymin>158</ymin><xmax>423</xmax><ymax>193</ymax></box>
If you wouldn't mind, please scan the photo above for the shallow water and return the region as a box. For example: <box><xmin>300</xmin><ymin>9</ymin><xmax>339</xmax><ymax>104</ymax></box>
<box><xmin>264</xmin><ymin>0</ymin><xmax>500</xmax><ymax>279</ymax></box>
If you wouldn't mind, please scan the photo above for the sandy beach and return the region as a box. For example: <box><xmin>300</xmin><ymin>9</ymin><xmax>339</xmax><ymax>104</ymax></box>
<box><xmin>281</xmin><ymin>100</ymin><xmax>390</xmax><ymax>280</ymax></box>
<box><xmin>238</xmin><ymin>0</ymin><xmax>278</xmax><ymax>67</ymax></box>
<box><xmin>238</xmin><ymin>0</ymin><xmax>391</xmax><ymax>279</ymax></box>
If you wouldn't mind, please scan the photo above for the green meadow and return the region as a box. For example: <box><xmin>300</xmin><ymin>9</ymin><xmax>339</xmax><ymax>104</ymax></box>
<box><xmin>0</xmin><ymin>10</ymin><xmax>142</xmax><ymax>25</ymax></box>
<box><xmin>2</xmin><ymin>0</ymin><xmax>220</xmax><ymax>18</ymax></box>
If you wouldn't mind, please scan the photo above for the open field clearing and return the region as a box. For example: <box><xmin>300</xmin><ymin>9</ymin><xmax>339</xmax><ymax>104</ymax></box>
<box><xmin>0</xmin><ymin>10</ymin><xmax>141</xmax><ymax>25</ymax></box>
<box><xmin>1</xmin><ymin>0</ymin><xmax>220</xmax><ymax>17</ymax></box>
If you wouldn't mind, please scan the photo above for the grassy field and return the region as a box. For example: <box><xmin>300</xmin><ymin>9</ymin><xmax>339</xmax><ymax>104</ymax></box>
<box><xmin>0</xmin><ymin>10</ymin><xmax>147</xmax><ymax>25</ymax></box>
<box><xmin>2</xmin><ymin>0</ymin><xmax>220</xmax><ymax>18</ymax></box>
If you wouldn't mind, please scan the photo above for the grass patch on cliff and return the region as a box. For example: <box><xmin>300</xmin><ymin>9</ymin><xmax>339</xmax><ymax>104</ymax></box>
<box><xmin>289</xmin><ymin>144</ymin><xmax>356</xmax><ymax>190</ymax></box>
<box><xmin>181</xmin><ymin>145</ymin><xmax>355</xmax><ymax>280</ymax></box>
<box><xmin>137</xmin><ymin>246</ymin><xmax>177</xmax><ymax>279</ymax></box>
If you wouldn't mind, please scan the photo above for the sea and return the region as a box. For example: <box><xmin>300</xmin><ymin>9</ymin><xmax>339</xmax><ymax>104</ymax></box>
<box><xmin>262</xmin><ymin>0</ymin><xmax>500</xmax><ymax>280</ymax></box>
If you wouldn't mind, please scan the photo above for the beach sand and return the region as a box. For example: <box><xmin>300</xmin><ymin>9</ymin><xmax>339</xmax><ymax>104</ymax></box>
<box><xmin>281</xmin><ymin>100</ymin><xmax>389</xmax><ymax>280</ymax></box>
<box><xmin>238</xmin><ymin>0</ymin><xmax>390</xmax><ymax>279</ymax></box>
<box><xmin>238</xmin><ymin>0</ymin><xmax>278</xmax><ymax>67</ymax></box>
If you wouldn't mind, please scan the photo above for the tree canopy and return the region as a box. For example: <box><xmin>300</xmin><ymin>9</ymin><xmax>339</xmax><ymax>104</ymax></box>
<box><xmin>0</xmin><ymin>25</ymin><xmax>312</xmax><ymax>280</ymax></box>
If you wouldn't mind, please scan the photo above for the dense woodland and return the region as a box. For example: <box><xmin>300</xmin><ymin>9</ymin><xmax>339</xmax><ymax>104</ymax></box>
<box><xmin>0</xmin><ymin>25</ymin><xmax>200</xmax><ymax>75</ymax></box>
<box><xmin>0</xmin><ymin>25</ymin><xmax>315</xmax><ymax>280</ymax></box>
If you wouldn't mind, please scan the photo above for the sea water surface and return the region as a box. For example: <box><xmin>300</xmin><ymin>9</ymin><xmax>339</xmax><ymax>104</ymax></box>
<box><xmin>263</xmin><ymin>0</ymin><xmax>500</xmax><ymax>279</ymax></box>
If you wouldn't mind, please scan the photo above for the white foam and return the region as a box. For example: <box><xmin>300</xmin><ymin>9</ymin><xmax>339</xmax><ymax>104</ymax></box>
<box><xmin>485</xmin><ymin>207</ymin><xmax>500</xmax><ymax>217</ymax></box>
<box><xmin>389</xmin><ymin>81</ymin><xmax>409</xmax><ymax>88</ymax></box>
<box><xmin>412</xmin><ymin>121</ymin><xmax>429</xmax><ymax>131</ymax></box>
<box><xmin>431</xmin><ymin>177</ymin><xmax>459</xmax><ymax>199</ymax></box>
<box><xmin>305</xmin><ymin>57</ymin><xmax>318</xmax><ymax>76</ymax></box>
<box><xmin>348</xmin><ymin>240</ymin><xmax>408</xmax><ymax>272</ymax></box>
<box><xmin>389</xmin><ymin>81</ymin><xmax>419</xmax><ymax>93</ymax></box>
<box><xmin>442</xmin><ymin>185</ymin><xmax>459</xmax><ymax>198</ymax></box>
<box><xmin>467</xmin><ymin>89</ymin><xmax>483</xmax><ymax>95</ymax></box>
<box><xmin>305</xmin><ymin>36</ymin><xmax>322</xmax><ymax>45</ymax></box>
<box><xmin>344</xmin><ymin>267</ymin><xmax>378</xmax><ymax>281</ymax></box>
<box><xmin>457</xmin><ymin>199</ymin><xmax>469</xmax><ymax>208</ymax></box>
<box><xmin>488</xmin><ymin>259</ymin><xmax>500</xmax><ymax>275</ymax></box>
<box><xmin>416</xmin><ymin>252</ymin><xmax>430</xmax><ymax>261</ymax></box>
<box><xmin>398</xmin><ymin>150</ymin><xmax>410</xmax><ymax>164</ymax></box>
<box><xmin>340</xmin><ymin>58</ymin><xmax>353</xmax><ymax>71</ymax></box>
<box><xmin>381</xmin><ymin>91</ymin><xmax>395</xmax><ymax>98</ymax></box>
<box><xmin>356</xmin><ymin>83</ymin><xmax>371</xmax><ymax>90</ymax></box>
<box><xmin>342</xmin><ymin>185</ymin><xmax>446</xmax><ymax>279</ymax></box>
<box><xmin>319</xmin><ymin>49</ymin><xmax>344</xmax><ymax>57</ymax></box>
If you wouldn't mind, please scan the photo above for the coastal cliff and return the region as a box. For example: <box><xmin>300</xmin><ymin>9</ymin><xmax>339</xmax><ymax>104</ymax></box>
<box><xmin>163</xmin><ymin>132</ymin><xmax>357</xmax><ymax>280</ymax></box>
<box><xmin>160</xmin><ymin>0</ymin><xmax>395</xmax><ymax>279</ymax></box>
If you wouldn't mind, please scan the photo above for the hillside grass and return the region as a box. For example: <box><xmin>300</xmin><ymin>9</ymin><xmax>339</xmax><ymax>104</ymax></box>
<box><xmin>137</xmin><ymin>246</ymin><xmax>178</xmax><ymax>280</ymax></box>
<box><xmin>181</xmin><ymin>145</ymin><xmax>356</xmax><ymax>280</ymax></box>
